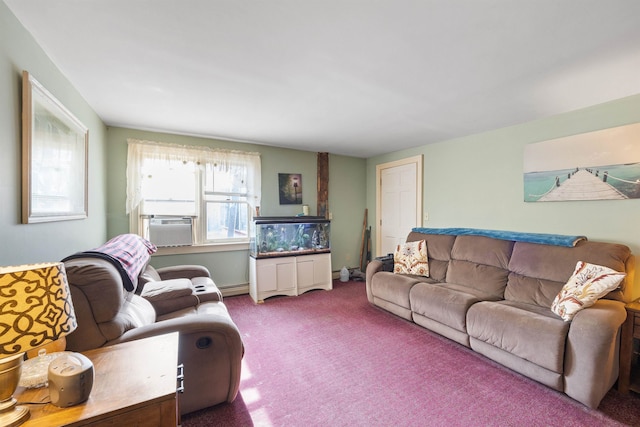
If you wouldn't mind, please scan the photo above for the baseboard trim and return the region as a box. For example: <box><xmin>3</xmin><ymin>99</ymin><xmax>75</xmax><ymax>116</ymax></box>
<box><xmin>221</xmin><ymin>283</ymin><xmax>249</xmax><ymax>297</ymax></box>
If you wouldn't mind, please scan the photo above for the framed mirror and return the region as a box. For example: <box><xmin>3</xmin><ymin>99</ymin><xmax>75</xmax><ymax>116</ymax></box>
<box><xmin>22</xmin><ymin>71</ymin><xmax>88</xmax><ymax>223</ymax></box>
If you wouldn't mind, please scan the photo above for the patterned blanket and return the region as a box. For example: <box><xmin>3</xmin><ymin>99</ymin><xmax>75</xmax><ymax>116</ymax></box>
<box><xmin>62</xmin><ymin>234</ymin><xmax>157</xmax><ymax>292</ymax></box>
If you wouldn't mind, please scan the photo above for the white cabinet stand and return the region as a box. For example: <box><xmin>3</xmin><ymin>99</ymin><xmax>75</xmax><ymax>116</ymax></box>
<box><xmin>249</xmin><ymin>253</ymin><xmax>332</xmax><ymax>303</ymax></box>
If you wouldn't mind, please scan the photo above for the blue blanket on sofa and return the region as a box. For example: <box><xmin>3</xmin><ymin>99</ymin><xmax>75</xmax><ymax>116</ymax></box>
<box><xmin>411</xmin><ymin>228</ymin><xmax>586</xmax><ymax>247</ymax></box>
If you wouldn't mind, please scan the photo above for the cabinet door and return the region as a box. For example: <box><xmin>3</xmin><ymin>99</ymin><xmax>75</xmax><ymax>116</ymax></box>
<box><xmin>297</xmin><ymin>259</ymin><xmax>315</xmax><ymax>289</ymax></box>
<box><xmin>257</xmin><ymin>263</ymin><xmax>278</xmax><ymax>292</ymax></box>
<box><xmin>297</xmin><ymin>254</ymin><xmax>332</xmax><ymax>291</ymax></box>
<box><xmin>276</xmin><ymin>261</ymin><xmax>296</xmax><ymax>291</ymax></box>
<box><xmin>257</xmin><ymin>259</ymin><xmax>295</xmax><ymax>292</ymax></box>
<box><xmin>312</xmin><ymin>255</ymin><xmax>332</xmax><ymax>285</ymax></box>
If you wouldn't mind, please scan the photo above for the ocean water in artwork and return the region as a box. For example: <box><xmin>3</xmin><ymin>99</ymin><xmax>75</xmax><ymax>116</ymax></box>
<box><xmin>524</xmin><ymin>163</ymin><xmax>640</xmax><ymax>202</ymax></box>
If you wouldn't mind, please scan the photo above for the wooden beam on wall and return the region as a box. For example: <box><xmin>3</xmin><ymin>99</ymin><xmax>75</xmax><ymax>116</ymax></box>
<box><xmin>317</xmin><ymin>152</ymin><xmax>329</xmax><ymax>218</ymax></box>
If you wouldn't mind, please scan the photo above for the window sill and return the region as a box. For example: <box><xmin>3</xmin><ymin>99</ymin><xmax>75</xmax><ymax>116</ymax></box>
<box><xmin>153</xmin><ymin>242</ymin><xmax>249</xmax><ymax>256</ymax></box>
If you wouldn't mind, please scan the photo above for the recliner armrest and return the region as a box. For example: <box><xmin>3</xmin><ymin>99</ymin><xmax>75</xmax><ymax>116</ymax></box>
<box><xmin>112</xmin><ymin>304</ymin><xmax>242</xmax><ymax>344</ymax></box>
<box><xmin>109</xmin><ymin>302</ymin><xmax>245</xmax><ymax>412</ymax></box>
<box><xmin>564</xmin><ymin>299</ymin><xmax>627</xmax><ymax>408</ymax></box>
<box><xmin>156</xmin><ymin>265</ymin><xmax>211</xmax><ymax>280</ymax></box>
<box><xmin>365</xmin><ymin>260</ymin><xmax>384</xmax><ymax>303</ymax></box>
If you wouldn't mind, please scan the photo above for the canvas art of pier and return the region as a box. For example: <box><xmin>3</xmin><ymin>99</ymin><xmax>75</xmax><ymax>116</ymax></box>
<box><xmin>526</xmin><ymin>166</ymin><xmax>640</xmax><ymax>202</ymax></box>
<box><xmin>524</xmin><ymin>123</ymin><xmax>640</xmax><ymax>202</ymax></box>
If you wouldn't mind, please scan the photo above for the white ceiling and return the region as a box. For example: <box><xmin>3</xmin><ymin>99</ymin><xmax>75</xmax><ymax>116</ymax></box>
<box><xmin>5</xmin><ymin>1</ymin><xmax>640</xmax><ymax>158</ymax></box>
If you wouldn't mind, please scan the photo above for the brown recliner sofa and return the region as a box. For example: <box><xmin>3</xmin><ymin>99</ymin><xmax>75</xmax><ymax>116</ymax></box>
<box><xmin>62</xmin><ymin>240</ymin><xmax>244</xmax><ymax>416</ymax></box>
<box><xmin>366</xmin><ymin>228</ymin><xmax>634</xmax><ymax>409</ymax></box>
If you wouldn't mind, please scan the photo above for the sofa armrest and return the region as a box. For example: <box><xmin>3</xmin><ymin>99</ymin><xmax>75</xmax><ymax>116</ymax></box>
<box><xmin>112</xmin><ymin>300</ymin><xmax>238</xmax><ymax>342</ymax></box>
<box><xmin>111</xmin><ymin>305</ymin><xmax>244</xmax><ymax>413</ymax></box>
<box><xmin>113</xmin><ymin>308</ymin><xmax>240</xmax><ymax>344</ymax></box>
<box><xmin>365</xmin><ymin>260</ymin><xmax>384</xmax><ymax>303</ymax></box>
<box><xmin>564</xmin><ymin>299</ymin><xmax>627</xmax><ymax>408</ymax></box>
<box><xmin>156</xmin><ymin>265</ymin><xmax>211</xmax><ymax>280</ymax></box>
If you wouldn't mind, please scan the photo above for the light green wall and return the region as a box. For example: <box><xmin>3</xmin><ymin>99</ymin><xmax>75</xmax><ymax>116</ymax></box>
<box><xmin>0</xmin><ymin>1</ymin><xmax>368</xmax><ymax>286</ymax></box>
<box><xmin>367</xmin><ymin>94</ymin><xmax>640</xmax><ymax>300</ymax></box>
<box><xmin>329</xmin><ymin>153</ymin><xmax>368</xmax><ymax>270</ymax></box>
<box><xmin>6</xmin><ymin>0</ymin><xmax>639</xmax><ymax>298</ymax></box>
<box><xmin>106</xmin><ymin>127</ymin><xmax>366</xmax><ymax>286</ymax></box>
<box><xmin>0</xmin><ymin>3</ymin><xmax>107</xmax><ymax>265</ymax></box>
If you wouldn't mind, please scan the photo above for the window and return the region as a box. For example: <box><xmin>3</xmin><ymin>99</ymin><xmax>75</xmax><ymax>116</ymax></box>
<box><xmin>203</xmin><ymin>162</ymin><xmax>250</xmax><ymax>240</ymax></box>
<box><xmin>126</xmin><ymin>139</ymin><xmax>261</xmax><ymax>246</ymax></box>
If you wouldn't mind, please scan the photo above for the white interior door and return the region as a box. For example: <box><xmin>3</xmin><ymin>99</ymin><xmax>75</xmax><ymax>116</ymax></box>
<box><xmin>376</xmin><ymin>156</ymin><xmax>422</xmax><ymax>257</ymax></box>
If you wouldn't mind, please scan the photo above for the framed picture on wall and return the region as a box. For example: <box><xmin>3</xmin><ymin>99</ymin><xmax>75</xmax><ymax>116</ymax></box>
<box><xmin>523</xmin><ymin>123</ymin><xmax>640</xmax><ymax>202</ymax></box>
<box><xmin>22</xmin><ymin>70</ymin><xmax>88</xmax><ymax>223</ymax></box>
<box><xmin>278</xmin><ymin>173</ymin><xmax>303</xmax><ymax>204</ymax></box>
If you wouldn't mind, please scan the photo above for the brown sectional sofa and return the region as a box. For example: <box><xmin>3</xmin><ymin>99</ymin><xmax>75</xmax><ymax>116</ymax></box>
<box><xmin>366</xmin><ymin>229</ymin><xmax>634</xmax><ymax>408</ymax></box>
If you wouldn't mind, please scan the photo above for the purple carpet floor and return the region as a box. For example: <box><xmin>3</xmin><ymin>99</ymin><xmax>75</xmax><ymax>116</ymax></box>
<box><xmin>182</xmin><ymin>280</ymin><xmax>640</xmax><ymax>426</ymax></box>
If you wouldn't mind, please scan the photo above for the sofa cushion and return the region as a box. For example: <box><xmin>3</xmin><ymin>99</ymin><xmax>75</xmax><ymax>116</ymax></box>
<box><xmin>506</xmin><ymin>240</ymin><xmax>631</xmax><ymax>304</ymax></box>
<box><xmin>451</xmin><ymin>235</ymin><xmax>513</xmax><ymax>269</ymax></box>
<box><xmin>65</xmin><ymin>258</ymin><xmax>128</xmax><ymax>323</ymax></box>
<box><xmin>140</xmin><ymin>278</ymin><xmax>201</xmax><ymax>315</ymax></box>
<box><xmin>370</xmin><ymin>271</ymin><xmax>422</xmax><ymax>310</ymax></box>
<box><xmin>443</xmin><ymin>282</ymin><xmax>505</xmax><ymax>302</ymax></box>
<box><xmin>406</xmin><ymin>232</ymin><xmax>456</xmax><ymax>282</ymax></box>
<box><xmin>504</xmin><ymin>272</ymin><xmax>564</xmax><ymax>308</ymax></box>
<box><xmin>138</xmin><ymin>264</ymin><xmax>163</xmax><ymax>290</ymax></box>
<box><xmin>467</xmin><ymin>300</ymin><xmax>569</xmax><ymax>373</ymax></box>
<box><xmin>446</xmin><ymin>260</ymin><xmax>511</xmax><ymax>298</ymax></box>
<box><xmin>445</xmin><ymin>235</ymin><xmax>513</xmax><ymax>298</ymax></box>
<box><xmin>98</xmin><ymin>294</ymin><xmax>156</xmax><ymax>342</ymax></box>
<box><xmin>410</xmin><ymin>283</ymin><xmax>481</xmax><ymax>333</ymax></box>
<box><xmin>152</xmin><ymin>295</ymin><xmax>201</xmax><ymax>316</ymax></box>
<box><xmin>393</xmin><ymin>240</ymin><xmax>429</xmax><ymax>276</ymax></box>
<box><xmin>551</xmin><ymin>261</ymin><xmax>626</xmax><ymax>321</ymax></box>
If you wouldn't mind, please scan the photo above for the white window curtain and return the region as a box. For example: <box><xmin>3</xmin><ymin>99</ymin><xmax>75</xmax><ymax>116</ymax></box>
<box><xmin>126</xmin><ymin>139</ymin><xmax>261</xmax><ymax>214</ymax></box>
<box><xmin>32</xmin><ymin>119</ymin><xmax>86</xmax><ymax>214</ymax></box>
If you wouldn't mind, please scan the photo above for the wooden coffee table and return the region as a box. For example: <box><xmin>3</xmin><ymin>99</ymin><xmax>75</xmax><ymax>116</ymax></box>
<box><xmin>15</xmin><ymin>333</ymin><xmax>180</xmax><ymax>426</ymax></box>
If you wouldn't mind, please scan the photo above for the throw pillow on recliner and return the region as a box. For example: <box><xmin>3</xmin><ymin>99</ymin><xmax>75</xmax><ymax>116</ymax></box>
<box><xmin>393</xmin><ymin>240</ymin><xmax>429</xmax><ymax>276</ymax></box>
<box><xmin>551</xmin><ymin>261</ymin><xmax>625</xmax><ymax>321</ymax></box>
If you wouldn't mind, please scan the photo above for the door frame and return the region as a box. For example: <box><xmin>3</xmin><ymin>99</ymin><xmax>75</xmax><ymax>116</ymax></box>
<box><xmin>375</xmin><ymin>155</ymin><xmax>423</xmax><ymax>256</ymax></box>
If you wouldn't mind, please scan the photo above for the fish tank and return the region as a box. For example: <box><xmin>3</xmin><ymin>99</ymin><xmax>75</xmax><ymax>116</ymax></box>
<box><xmin>250</xmin><ymin>216</ymin><xmax>331</xmax><ymax>258</ymax></box>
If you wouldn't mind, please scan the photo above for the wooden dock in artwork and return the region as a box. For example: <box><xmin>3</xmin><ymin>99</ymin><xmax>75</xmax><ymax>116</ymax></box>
<box><xmin>538</xmin><ymin>169</ymin><xmax>627</xmax><ymax>201</ymax></box>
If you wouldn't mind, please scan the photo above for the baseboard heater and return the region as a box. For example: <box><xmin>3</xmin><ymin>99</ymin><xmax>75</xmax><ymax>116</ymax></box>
<box><xmin>149</xmin><ymin>216</ymin><xmax>193</xmax><ymax>247</ymax></box>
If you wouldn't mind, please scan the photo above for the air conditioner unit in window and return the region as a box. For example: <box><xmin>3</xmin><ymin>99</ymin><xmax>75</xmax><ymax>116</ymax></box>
<box><xmin>149</xmin><ymin>216</ymin><xmax>193</xmax><ymax>247</ymax></box>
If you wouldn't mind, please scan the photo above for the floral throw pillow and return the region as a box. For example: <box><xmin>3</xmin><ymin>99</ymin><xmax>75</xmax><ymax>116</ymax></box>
<box><xmin>393</xmin><ymin>240</ymin><xmax>429</xmax><ymax>276</ymax></box>
<box><xmin>551</xmin><ymin>261</ymin><xmax>625</xmax><ymax>321</ymax></box>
